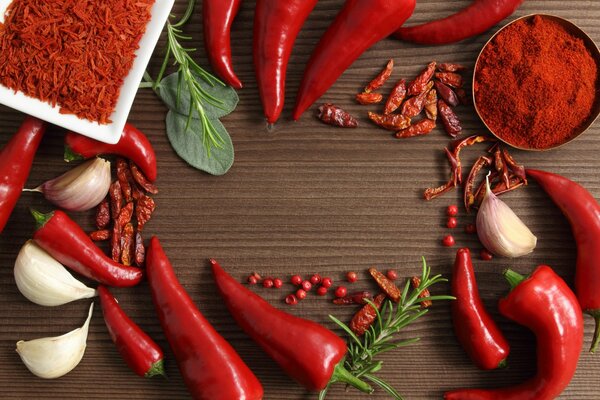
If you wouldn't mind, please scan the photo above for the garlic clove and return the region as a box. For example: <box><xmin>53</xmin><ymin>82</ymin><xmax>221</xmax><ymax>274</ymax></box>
<box><xmin>16</xmin><ymin>303</ymin><xmax>94</xmax><ymax>379</ymax></box>
<box><xmin>14</xmin><ymin>240</ymin><xmax>97</xmax><ymax>306</ymax></box>
<box><xmin>476</xmin><ymin>176</ymin><xmax>537</xmax><ymax>258</ymax></box>
<box><xmin>31</xmin><ymin>157</ymin><xmax>111</xmax><ymax>212</ymax></box>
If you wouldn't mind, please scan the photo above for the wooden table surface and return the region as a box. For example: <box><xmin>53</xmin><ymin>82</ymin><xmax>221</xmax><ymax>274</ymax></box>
<box><xmin>1</xmin><ymin>0</ymin><xmax>599</xmax><ymax>398</ymax></box>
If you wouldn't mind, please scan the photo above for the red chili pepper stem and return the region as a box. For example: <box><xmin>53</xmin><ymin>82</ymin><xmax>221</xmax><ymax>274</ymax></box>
<box><xmin>30</xmin><ymin>209</ymin><xmax>51</xmax><ymax>229</ymax></box>
<box><xmin>503</xmin><ymin>269</ymin><xmax>525</xmax><ymax>291</ymax></box>
<box><xmin>63</xmin><ymin>145</ymin><xmax>84</xmax><ymax>162</ymax></box>
<box><xmin>591</xmin><ymin>311</ymin><xmax>600</xmax><ymax>354</ymax></box>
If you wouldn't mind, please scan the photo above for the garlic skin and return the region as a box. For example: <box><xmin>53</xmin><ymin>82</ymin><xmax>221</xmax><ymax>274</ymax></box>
<box><xmin>476</xmin><ymin>177</ymin><xmax>537</xmax><ymax>258</ymax></box>
<box><xmin>14</xmin><ymin>241</ymin><xmax>96</xmax><ymax>306</ymax></box>
<box><xmin>31</xmin><ymin>158</ymin><xmax>110</xmax><ymax>212</ymax></box>
<box><xmin>16</xmin><ymin>303</ymin><xmax>94</xmax><ymax>379</ymax></box>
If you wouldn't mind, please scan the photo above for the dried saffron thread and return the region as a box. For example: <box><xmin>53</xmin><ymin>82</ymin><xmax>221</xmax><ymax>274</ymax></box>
<box><xmin>0</xmin><ymin>0</ymin><xmax>155</xmax><ymax>124</ymax></box>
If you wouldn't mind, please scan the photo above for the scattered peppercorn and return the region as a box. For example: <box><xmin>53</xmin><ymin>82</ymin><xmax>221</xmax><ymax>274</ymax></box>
<box><xmin>263</xmin><ymin>278</ymin><xmax>274</xmax><ymax>288</ymax></box>
<box><xmin>346</xmin><ymin>271</ymin><xmax>358</xmax><ymax>283</ymax></box>
<box><xmin>480</xmin><ymin>249</ymin><xmax>493</xmax><ymax>261</ymax></box>
<box><xmin>296</xmin><ymin>289</ymin><xmax>307</xmax><ymax>300</ymax></box>
<box><xmin>386</xmin><ymin>269</ymin><xmax>398</xmax><ymax>281</ymax></box>
<box><xmin>273</xmin><ymin>278</ymin><xmax>283</xmax><ymax>288</ymax></box>
<box><xmin>285</xmin><ymin>294</ymin><xmax>298</xmax><ymax>305</ymax></box>
<box><xmin>334</xmin><ymin>286</ymin><xmax>348</xmax><ymax>298</ymax></box>
<box><xmin>442</xmin><ymin>235</ymin><xmax>455</xmax><ymax>247</ymax></box>
<box><xmin>447</xmin><ymin>204</ymin><xmax>458</xmax><ymax>216</ymax></box>
<box><xmin>446</xmin><ymin>217</ymin><xmax>458</xmax><ymax>229</ymax></box>
<box><xmin>301</xmin><ymin>280</ymin><xmax>312</xmax><ymax>291</ymax></box>
<box><xmin>316</xmin><ymin>286</ymin><xmax>328</xmax><ymax>296</ymax></box>
<box><xmin>321</xmin><ymin>277</ymin><xmax>333</xmax><ymax>288</ymax></box>
<box><xmin>291</xmin><ymin>275</ymin><xmax>302</xmax><ymax>286</ymax></box>
<box><xmin>247</xmin><ymin>276</ymin><xmax>258</xmax><ymax>285</ymax></box>
<box><xmin>465</xmin><ymin>223</ymin><xmax>477</xmax><ymax>234</ymax></box>
<box><xmin>310</xmin><ymin>274</ymin><xmax>322</xmax><ymax>285</ymax></box>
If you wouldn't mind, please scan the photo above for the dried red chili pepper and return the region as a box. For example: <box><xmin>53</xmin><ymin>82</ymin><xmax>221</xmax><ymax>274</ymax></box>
<box><xmin>117</xmin><ymin>202</ymin><xmax>134</xmax><ymax>228</ymax></box>
<box><xmin>501</xmin><ymin>147</ymin><xmax>527</xmax><ymax>182</ymax></box>
<box><xmin>112</xmin><ymin>222</ymin><xmax>122</xmax><ymax>263</ymax></box>
<box><xmin>368</xmin><ymin>267</ymin><xmax>401</xmax><ymax>302</ymax></box>
<box><xmin>438</xmin><ymin>99</ymin><xmax>462</xmax><ymax>137</ymax></box>
<box><xmin>451</xmin><ymin>248</ymin><xmax>509</xmax><ymax>370</ymax></box>
<box><xmin>135</xmin><ymin>232</ymin><xmax>145</xmax><ymax>267</ymax></box>
<box><xmin>109</xmin><ymin>181</ymin><xmax>122</xmax><ymax>220</ymax></box>
<box><xmin>411</xmin><ymin>277</ymin><xmax>432</xmax><ymax>308</ymax></box>
<box><xmin>464</xmin><ymin>156</ymin><xmax>493</xmax><ymax>211</ymax></box>
<box><xmin>90</xmin><ymin>229</ymin><xmax>110</xmax><ymax>241</ymax></box>
<box><xmin>31</xmin><ymin>210</ymin><xmax>142</xmax><ymax>287</ymax></box>
<box><xmin>424</xmin><ymin>88</ymin><xmax>438</xmax><ymax>120</ymax></box>
<box><xmin>473</xmin><ymin>174</ymin><xmax>525</xmax><ymax>208</ymax></box>
<box><xmin>407</xmin><ymin>61</ymin><xmax>436</xmax><ymax>96</ymax></box>
<box><xmin>121</xmin><ymin>223</ymin><xmax>134</xmax><ymax>266</ymax></box>
<box><xmin>454</xmin><ymin>87</ymin><xmax>470</xmax><ymax>105</ymax></box>
<box><xmin>365</xmin><ymin>59</ymin><xmax>394</xmax><ymax>93</ymax></box>
<box><xmin>493</xmin><ymin>148</ymin><xmax>510</xmax><ymax>188</ymax></box>
<box><xmin>424</xmin><ymin>179</ymin><xmax>454</xmax><ymax>201</ymax></box>
<box><xmin>435</xmin><ymin>72</ymin><xmax>463</xmax><ymax>88</ymax></box>
<box><xmin>452</xmin><ymin>135</ymin><xmax>494</xmax><ymax>179</ymax></box>
<box><xmin>116</xmin><ymin>159</ymin><xmax>133</xmax><ymax>202</ymax></box>
<box><xmin>98</xmin><ymin>286</ymin><xmax>165</xmax><ymax>378</ymax></box>
<box><xmin>96</xmin><ymin>198</ymin><xmax>110</xmax><ymax>229</ymax></box>
<box><xmin>395</xmin><ymin>118</ymin><xmax>436</xmax><ymax>139</ymax></box>
<box><xmin>437</xmin><ymin>63</ymin><xmax>467</xmax><ymax>73</ymax></box>
<box><xmin>434</xmin><ymin>81</ymin><xmax>460</xmax><ymax>107</ymax></box>
<box><xmin>367</xmin><ymin>112</ymin><xmax>411</xmax><ymax>131</ymax></box>
<box><xmin>401</xmin><ymin>81</ymin><xmax>433</xmax><ymax>117</ymax></box>
<box><xmin>332</xmin><ymin>291</ymin><xmax>373</xmax><ymax>305</ymax></box>
<box><xmin>384</xmin><ymin>79</ymin><xmax>407</xmax><ymax>114</ymax></box>
<box><xmin>350</xmin><ymin>293</ymin><xmax>386</xmax><ymax>336</ymax></box>
<box><xmin>136</xmin><ymin>195</ymin><xmax>156</xmax><ymax>231</ymax></box>
<box><xmin>130</xmin><ymin>161</ymin><xmax>158</xmax><ymax>195</ymax></box>
<box><xmin>317</xmin><ymin>103</ymin><xmax>359</xmax><ymax>128</ymax></box>
<box><xmin>356</xmin><ymin>92</ymin><xmax>383</xmax><ymax>105</ymax></box>
<box><xmin>444</xmin><ymin>147</ymin><xmax>461</xmax><ymax>186</ymax></box>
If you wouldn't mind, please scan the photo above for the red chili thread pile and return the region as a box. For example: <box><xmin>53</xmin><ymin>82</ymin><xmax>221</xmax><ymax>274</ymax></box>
<box><xmin>0</xmin><ymin>0</ymin><xmax>155</xmax><ymax>124</ymax></box>
<box><xmin>474</xmin><ymin>15</ymin><xmax>598</xmax><ymax>149</ymax></box>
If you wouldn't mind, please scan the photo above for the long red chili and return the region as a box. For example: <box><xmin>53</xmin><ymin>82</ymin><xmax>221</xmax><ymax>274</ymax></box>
<box><xmin>31</xmin><ymin>210</ymin><xmax>143</xmax><ymax>287</ymax></box>
<box><xmin>210</xmin><ymin>258</ymin><xmax>372</xmax><ymax>393</ymax></box>
<box><xmin>254</xmin><ymin>0</ymin><xmax>318</xmax><ymax>124</ymax></box>
<box><xmin>445</xmin><ymin>266</ymin><xmax>583</xmax><ymax>400</ymax></box>
<box><xmin>98</xmin><ymin>286</ymin><xmax>165</xmax><ymax>378</ymax></box>
<box><xmin>452</xmin><ymin>248</ymin><xmax>509</xmax><ymax>370</ymax></box>
<box><xmin>0</xmin><ymin>116</ymin><xmax>46</xmax><ymax>234</ymax></box>
<box><xmin>203</xmin><ymin>0</ymin><xmax>243</xmax><ymax>89</ymax></box>
<box><xmin>292</xmin><ymin>0</ymin><xmax>416</xmax><ymax>120</ymax></box>
<box><xmin>64</xmin><ymin>123</ymin><xmax>157</xmax><ymax>182</ymax></box>
<box><xmin>527</xmin><ymin>168</ymin><xmax>600</xmax><ymax>352</ymax></box>
<box><xmin>394</xmin><ymin>0</ymin><xmax>524</xmax><ymax>45</ymax></box>
<box><xmin>146</xmin><ymin>238</ymin><xmax>263</xmax><ymax>400</ymax></box>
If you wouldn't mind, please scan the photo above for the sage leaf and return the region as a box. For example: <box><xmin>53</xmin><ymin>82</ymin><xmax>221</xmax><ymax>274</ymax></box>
<box><xmin>158</xmin><ymin>72</ymin><xmax>239</xmax><ymax>119</ymax></box>
<box><xmin>165</xmin><ymin>111</ymin><xmax>234</xmax><ymax>176</ymax></box>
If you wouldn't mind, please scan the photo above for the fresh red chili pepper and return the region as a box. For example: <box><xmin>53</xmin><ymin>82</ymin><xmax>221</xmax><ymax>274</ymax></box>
<box><xmin>0</xmin><ymin>117</ymin><xmax>45</xmax><ymax>234</ymax></box>
<box><xmin>31</xmin><ymin>209</ymin><xmax>142</xmax><ymax>287</ymax></box>
<box><xmin>64</xmin><ymin>123</ymin><xmax>157</xmax><ymax>182</ymax></box>
<box><xmin>451</xmin><ymin>248</ymin><xmax>509</xmax><ymax>370</ymax></box>
<box><xmin>98</xmin><ymin>286</ymin><xmax>165</xmax><ymax>378</ymax></box>
<box><xmin>203</xmin><ymin>0</ymin><xmax>242</xmax><ymax>89</ymax></box>
<box><xmin>254</xmin><ymin>0</ymin><xmax>318</xmax><ymax>123</ymax></box>
<box><xmin>146</xmin><ymin>238</ymin><xmax>263</xmax><ymax>399</ymax></box>
<box><xmin>445</xmin><ymin>265</ymin><xmax>583</xmax><ymax>400</ymax></box>
<box><xmin>210</xmin><ymin>258</ymin><xmax>373</xmax><ymax>393</ymax></box>
<box><xmin>395</xmin><ymin>0</ymin><xmax>525</xmax><ymax>45</ymax></box>
<box><xmin>293</xmin><ymin>0</ymin><xmax>416</xmax><ymax>119</ymax></box>
<box><xmin>527</xmin><ymin>168</ymin><xmax>600</xmax><ymax>353</ymax></box>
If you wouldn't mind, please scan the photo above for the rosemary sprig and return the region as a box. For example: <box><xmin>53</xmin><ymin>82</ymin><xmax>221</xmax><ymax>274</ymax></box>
<box><xmin>321</xmin><ymin>258</ymin><xmax>454</xmax><ymax>399</ymax></box>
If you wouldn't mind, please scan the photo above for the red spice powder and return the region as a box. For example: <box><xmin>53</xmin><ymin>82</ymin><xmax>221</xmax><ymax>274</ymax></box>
<box><xmin>0</xmin><ymin>0</ymin><xmax>155</xmax><ymax>124</ymax></box>
<box><xmin>474</xmin><ymin>15</ymin><xmax>598</xmax><ymax>149</ymax></box>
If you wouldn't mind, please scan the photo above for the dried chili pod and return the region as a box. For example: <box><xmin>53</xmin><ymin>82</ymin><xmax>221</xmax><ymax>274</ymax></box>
<box><xmin>111</xmin><ymin>222</ymin><xmax>122</xmax><ymax>262</ymax></box>
<box><xmin>437</xmin><ymin>63</ymin><xmax>467</xmax><ymax>73</ymax></box>
<box><xmin>424</xmin><ymin>89</ymin><xmax>438</xmax><ymax>120</ymax></box>
<box><xmin>401</xmin><ymin>81</ymin><xmax>433</xmax><ymax>117</ymax></box>
<box><xmin>349</xmin><ymin>293</ymin><xmax>386</xmax><ymax>336</ymax></box>
<box><xmin>434</xmin><ymin>81</ymin><xmax>459</xmax><ymax>107</ymax></box>
<box><xmin>395</xmin><ymin>118</ymin><xmax>436</xmax><ymax>139</ymax></box>
<box><xmin>136</xmin><ymin>195</ymin><xmax>156</xmax><ymax>231</ymax></box>
<box><xmin>332</xmin><ymin>291</ymin><xmax>373</xmax><ymax>305</ymax></box>
<box><xmin>368</xmin><ymin>267</ymin><xmax>401</xmax><ymax>302</ymax></box>
<box><xmin>317</xmin><ymin>103</ymin><xmax>358</xmax><ymax>128</ymax></box>
<box><xmin>424</xmin><ymin>179</ymin><xmax>454</xmax><ymax>201</ymax></box>
<box><xmin>116</xmin><ymin>158</ymin><xmax>133</xmax><ymax>202</ymax></box>
<box><xmin>435</xmin><ymin>72</ymin><xmax>463</xmax><ymax>88</ymax></box>
<box><xmin>356</xmin><ymin>92</ymin><xmax>383</xmax><ymax>105</ymax></box>
<box><xmin>494</xmin><ymin>148</ymin><xmax>510</xmax><ymax>188</ymax></box>
<box><xmin>411</xmin><ymin>277</ymin><xmax>432</xmax><ymax>308</ymax></box>
<box><xmin>90</xmin><ymin>229</ymin><xmax>110</xmax><ymax>241</ymax></box>
<box><xmin>117</xmin><ymin>202</ymin><xmax>134</xmax><ymax>228</ymax></box>
<box><xmin>473</xmin><ymin>175</ymin><xmax>525</xmax><ymax>208</ymax></box>
<box><xmin>501</xmin><ymin>148</ymin><xmax>527</xmax><ymax>183</ymax></box>
<box><xmin>383</xmin><ymin>79</ymin><xmax>407</xmax><ymax>114</ymax></box>
<box><xmin>364</xmin><ymin>59</ymin><xmax>393</xmax><ymax>93</ymax></box>
<box><xmin>135</xmin><ymin>231</ymin><xmax>145</xmax><ymax>267</ymax></box>
<box><xmin>367</xmin><ymin>112</ymin><xmax>411</xmax><ymax>131</ymax></box>
<box><xmin>121</xmin><ymin>223</ymin><xmax>134</xmax><ymax>266</ymax></box>
<box><xmin>96</xmin><ymin>198</ymin><xmax>110</xmax><ymax>230</ymax></box>
<box><xmin>130</xmin><ymin>162</ymin><xmax>158</xmax><ymax>195</ymax></box>
<box><xmin>444</xmin><ymin>147</ymin><xmax>461</xmax><ymax>186</ymax></box>
<box><xmin>438</xmin><ymin>99</ymin><xmax>462</xmax><ymax>137</ymax></box>
<box><xmin>109</xmin><ymin>181</ymin><xmax>122</xmax><ymax>220</ymax></box>
<box><xmin>454</xmin><ymin>87</ymin><xmax>469</xmax><ymax>105</ymax></box>
<box><xmin>464</xmin><ymin>156</ymin><xmax>493</xmax><ymax>212</ymax></box>
<box><xmin>407</xmin><ymin>61</ymin><xmax>436</xmax><ymax>96</ymax></box>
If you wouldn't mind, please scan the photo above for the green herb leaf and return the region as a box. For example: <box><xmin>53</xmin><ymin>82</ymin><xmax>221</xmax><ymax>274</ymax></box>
<box><xmin>166</xmin><ymin>111</ymin><xmax>234</xmax><ymax>176</ymax></box>
<box><xmin>158</xmin><ymin>72</ymin><xmax>239</xmax><ymax>119</ymax></box>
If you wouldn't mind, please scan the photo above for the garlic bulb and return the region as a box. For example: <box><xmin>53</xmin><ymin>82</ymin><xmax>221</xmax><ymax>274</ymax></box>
<box><xmin>29</xmin><ymin>158</ymin><xmax>110</xmax><ymax>211</ymax></box>
<box><xmin>476</xmin><ymin>176</ymin><xmax>537</xmax><ymax>258</ymax></box>
<box><xmin>14</xmin><ymin>240</ymin><xmax>96</xmax><ymax>306</ymax></box>
<box><xmin>16</xmin><ymin>303</ymin><xmax>94</xmax><ymax>379</ymax></box>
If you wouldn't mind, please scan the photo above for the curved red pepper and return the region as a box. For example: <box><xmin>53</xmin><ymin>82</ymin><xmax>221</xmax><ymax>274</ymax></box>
<box><xmin>293</xmin><ymin>0</ymin><xmax>416</xmax><ymax>120</ymax></box>
<box><xmin>452</xmin><ymin>248</ymin><xmax>509</xmax><ymax>370</ymax></box>
<box><xmin>203</xmin><ymin>0</ymin><xmax>243</xmax><ymax>89</ymax></box>
<box><xmin>146</xmin><ymin>238</ymin><xmax>263</xmax><ymax>400</ymax></box>
<box><xmin>64</xmin><ymin>123</ymin><xmax>157</xmax><ymax>182</ymax></box>
<box><xmin>527</xmin><ymin>168</ymin><xmax>600</xmax><ymax>352</ymax></box>
<box><xmin>394</xmin><ymin>0</ymin><xmax>524</xmax><ymax>45</ymax></box>
<box><xmin>445</xmin><ymin>266</ymin><xmax>583</xmax><ymax>400</ymax></box>
<box><xmin>254</xmin><ymin>0</ymin><xmax>318</xmax><ymax>123</ymax></box>
<box><xmin>210</xmin><ymin>258</ymin><xmax>372</xmax><ymax>394</ymax></box>
<box><xmin>0</xmin><ymin>116</ymin><xmax>46</xmax><ymax>233</ymax></box>
<box><xmin>98</xmin><ymin>286</ymin><xmax>165</xmax><ymax>378</ymax></box>
<box><xmin>31</xmin><ymin>210</ymin><xmax>143</xmax><ymax>287</ymax></box>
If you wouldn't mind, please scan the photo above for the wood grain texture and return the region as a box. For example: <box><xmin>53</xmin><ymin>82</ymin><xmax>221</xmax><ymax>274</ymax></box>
<box><xmin>0</xmin><ymin>0</ymin><xmax>599</xmax><ymax>398</ymax></box>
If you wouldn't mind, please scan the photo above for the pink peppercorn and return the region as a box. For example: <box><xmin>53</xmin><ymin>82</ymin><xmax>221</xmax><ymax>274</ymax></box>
<box><xmin>247</xmin><ymin>275</ymin><xmax>258</xmax><ymax>285</ymax></box>
<box><xmin>480</xmin><ymin>249</ymin><xmax>493</xmax><ymax>261</ymax></box>
<box><xmin>321</xmin><ymin>277</ymin><xmax>333</xmax><ymax>288</ymax></box>
<box><xmin>346</xmin><ymin>271</ymin><xmax>358</xmax><ymax>283</ymax></box>
<box><xmin>446</xmin><ymin>217</ymin><xmax>458</xmax><ymax>229</ymax></box>
<box><xmin>465</xmin><ymin>223</ymin><xmax>477</xmax><ymax>234</ymax></box>
<box><xmin>386</xmin><ymin>269</ymin><xmax>398</xmax><ymax>281</ymax></box>
<box><xmin>316</xmin><ymin>286</ymin><xmax>328</xmax><ymax>296</ymax></box>
<box><xmin>273</xmin><ymin>278</ymin><xmax>283</xmax><ymax>288</ymax></box>
<box><xmin>301</xmin><ymin>280</ymin><xmax>312</xmax><ymax>291</ymax></box>
<box><xmin>447</xmin><ymin>204</ymin><xmax>458</xmax><ymax>217</ymax></box>
<box><xmin>310</xmin><ymin>274</ymin><xmax>322</xmax><ymax>285</ymax></box>
<box><xmin>442</xmin><ymin>235</ymin><xmax>455</xmax><ymax>247</ymax></box>
<box><xmin>291</xmin><ymin>275</ymin><xmax>302</xmax><ymax>286</ymax></box>
<box><xmin>334</xmin><ymin>286</ymin><xmax>348</xmax><ymax>298</ymax></box>
<box><xmin>263</xmin><ymin>278</ymin><xmax>274</xmax><ymax>288</ymax></box>
<box><xmin>285</xmin><ymin>294</ymin><xmax>298</xmax><ymax>305</ymax></box>
<box><xmin>296</xmin><ymin>289</ymin><xmax>307</xmax><ymax>300</ymax></box>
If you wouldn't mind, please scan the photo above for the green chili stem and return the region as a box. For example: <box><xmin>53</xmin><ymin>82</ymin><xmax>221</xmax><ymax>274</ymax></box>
<box><xmin>589</xmin><ymin>312</ymin><xmax>600</xmax><ymax>353</ymax></box>
<box><xmin>503</xmin><ymin>269</ymin><xmax>525</xmax><ymax>291</ymax></box>
<box><xmin>30</xmin><ymin>209</ymin><xmax>53</xmax><ymax>230</ymax></box>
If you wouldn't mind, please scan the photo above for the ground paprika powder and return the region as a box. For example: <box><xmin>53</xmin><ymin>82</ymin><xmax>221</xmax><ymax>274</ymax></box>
<box><xmin>474</xmin><ymin>15</ymin><xmax>598</xmax><ymax>150</ymax></box>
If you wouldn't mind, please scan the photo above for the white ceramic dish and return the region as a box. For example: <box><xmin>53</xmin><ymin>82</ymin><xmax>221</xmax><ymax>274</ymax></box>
<box><xmin>0</xmin><ymin>0</ymin><xmax>174</xmax><ymax>144</ymax></box>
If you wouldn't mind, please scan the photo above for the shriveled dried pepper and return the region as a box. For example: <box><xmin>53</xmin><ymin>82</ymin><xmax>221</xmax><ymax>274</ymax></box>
<box><xmin>112</xmin><ymin>223</ymin><xmax>122</xmax><ymax>263</ymax></box>
<box><xmin>365</xmin><ymin>59</ymin><xmax>394</xmax><ymax>93</ymax></box>
<box><xmin>368</xmin><ymin>267</ymin><xmax>401</xmax><ymax>302</ymax></box>
<box><xmin>333</xmin><ymin>291</ymin><xmax>373</xmax><ymax>305</ymax></box>
<box><xmin>465</xmin><ymin>155</ymin><xmax>493</xmax><ymax>211</ymax></box>
<box><xmin>135</xmin><ymin>232</ymin><xmax>145</xmax><ymax>267</ymax></box>
<box><xmin>96</xmin><ymin>198</ymin><xmax>110</xmax><ymax>229</ymax></box>
<box><xmin>411</xmin><ymin>277</ymin><xmax>432</xmax><ymax>308</ymax></box>
<box><xmin>367</xmin><ymin>112</ymin><xmax>411</xmax><ymax>131</ymax></box>
<box><xmin>117</xmin><ymin>202</ymin><xmax>134</xmax><ymax>228</ymax></box>
<box><xmin>401</xmin><ymin>81</ymin><xmax>433</xmax><ymax>117</ymax></box>
<box><xmin>424</xmin><ymin>88</ymin><xmax>438</xmax><ymax>120</ymax></box>
<box><xmin>90</xmin><ymin>229</ymin><xmax>110</xmax><ymax>241</ymax></box>
<box><xmin>130</xmin><ymin>162</ymin><xmax>158</xmax><ymax>195</ymax></box>
<box><xmin>493</xmin><ymin>147</ymin><xmax>510</xmax><ymax>188</ymax></box>
<box><xmin>121</xmin><ymin>223</ymin><xmax>134</xmax><ymax>266</ymax></box>
<box><xmin>356</xmin><ymin>92</ymin><xmax>383</xmax><ymax>105</ymax></box>
<box><xmin>438</xmin><ymin>99</ymin><xmax>462</xmax><ymax>137</ymax></box>
<box><xmin>455</xmin><ymin>87</ymin><xmax>469</xmax><ymax>105</ymax></box>
<box><xmin>435</xmin><ymin>72</ymin><xmax>463</xmax><ymax>88</ymax></box>
<box><xmin>407</xmin><ymin>61</ymin><xmax>436</xmax><ymax>95</ymax></box>
<box><xmin>109</xmin><ymin>181</ymin><xmax>123</xmax><ymax>220</ymax></box>
<box><xmin>317</xmin><ymin>103</ymin><xmax>359</xmax><ymax>128</ymax></box>
<box><xmin>350</xmin><ymin>293</ymin><xmax>386</xmax><ymax>336</ymax></box>
<box><xmin>384</xmin><ymin>79</ymin><xmax>407</xmax><ymax>114</ymax></box>
<box><xmin>136</xmin><ymin>195</ymin><xmax>156</xmax><ymax>231</ymax></box>
<box><xmin>434</xmin><ymin>81</ymin><xmax>459</xmax><ymax>107</ymax></box>
<box><xmin>116</xmin><ymin>158</ymin><xmax>133</xmax><ymax>202</ymax></box>
<box><xmin>437</xmin><ymin>63</ymin><xmax>466</xmax><ymax>73</ymax></box>
<box><xmin>502</xmin><ymin>147</ymin><xmax>527</xmax><ymax>182</ymax></box>
<box><xmin>424</xmin><ymin>180</ymin><xmax>454</xmax><ymax>201</ymax></box>
<box><xmin>395</xmin><ymin>118</ymin><xmax>436</xmax><ymax>139</ymax></box>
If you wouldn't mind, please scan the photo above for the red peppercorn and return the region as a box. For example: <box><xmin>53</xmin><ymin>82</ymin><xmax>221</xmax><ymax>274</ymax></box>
<box><xmin>263</xmin><ymin>278</ymin><xmax>274</xmax><ymax>288</ymax></box>
<box><xmin>290</xmin><ymin>275</ymin><xmax>302</xmax><ymax>286</ymax></box>
<box><xmin>310</xmin><ymin>274</ymin><xmax>322</xmax><ymax>285</ymax></box>
<box><xmin>386</xmin><ymin>269</ymin><xmax>398</xmax><ymax>281</ymax></box>
<box><xmin>346</xmin><ymin>271</ymin><xmax>358</xmax><ymax>283</ymax></box>
<box><xmin>296</xmin><ymin>289</ymin><xmax>307</xmax><ymax>300</ymax></box>
<box><xmin>334</xmin><ymin>286</ymin><xmax>348</xmax><ymax>298</ymax></box>
<box><xmin>273</xmin><ymin>278</ymin><xmax>283</xmax><ymax>288</ymax></box>
<box><xmin>301</xmin><ymin>280</ymin><xmax>312</xmax><ymax>291</ymax></box>
<box><xmin>480</xmin><ymin>249</ymin><xmax>493</xmax><ymax>261</ymax></box>
<box><xmin>442</xmin><ymin>235</ymin><xmax>455</xmax><ymax>247</ymax></box>
<box><xmin>446</xmin><ymin>217</ymin><xmax>458</xmax><ymax>229</ymax></box>
<box><xmin>316</xmin><ymin>286</ymin><xmax>328</xmax><ymax>296</ymax></box>
<box><xmin>447</xmin><ymin>204</ymin><xmax>458</xmax><ymax>217</ymax></box>
<box><xmin>285</xmin><ymin>294</ymin><xmax>298</xmax><ymax>305</ymax></box>
<box><xmin>247</xmin><ymin>275</ymin><xmax>258</xmax><ymax>284</ymax></box>
<box><xmin>321</xmin><ymin>277</ymin><xmax>333</xmax><ymax>288</ymax></box>
<box><xmin>465</xmin><ymin>223</ymin><xmax>477</xmax><ymax>234</ymax></box>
